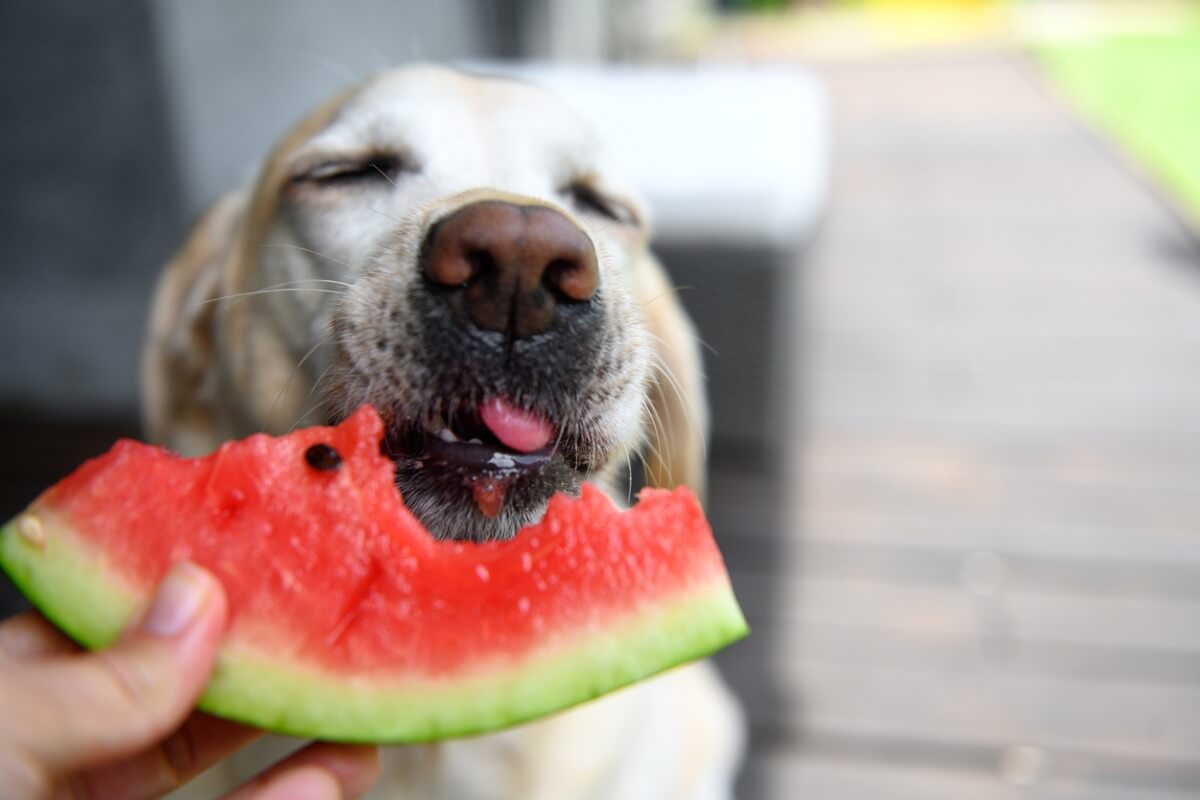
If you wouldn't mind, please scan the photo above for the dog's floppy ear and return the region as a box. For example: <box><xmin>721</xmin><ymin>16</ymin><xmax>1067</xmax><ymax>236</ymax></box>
<box><xmin>141</xmin><ymin>190</ymin><xmax>247</xmax><ymax>454</ymax></box>
<box><xmin>635</xmin><ymin>253</ymin><xmax>709</xmax><ymax>498</ymax></box>
<box><xmin>142</xmin><ymin>87</ymin><xmax>356</xmax><ymax>455</ymax></box>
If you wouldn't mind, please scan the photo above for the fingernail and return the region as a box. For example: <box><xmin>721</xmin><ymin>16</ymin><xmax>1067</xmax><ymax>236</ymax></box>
<box><xmin>311</xmin><ymin>746</ymin><xmax>381</xmax><ymax>799</ymax></box>
<box><xmin>140</xmin><ymin>562</ymin><xmax>211</xmax><ymax>637</ymax></box>
<box><xmin>258</xmin><ymin>768</ymin><xmax>341</xmax><ymax>800</ymax></box>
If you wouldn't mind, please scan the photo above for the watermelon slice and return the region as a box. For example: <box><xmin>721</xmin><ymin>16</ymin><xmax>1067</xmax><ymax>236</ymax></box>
<box><xmin>0</xmin><ymin>406</ymin><xmax>747</xmax><ymax>743</ymax></box>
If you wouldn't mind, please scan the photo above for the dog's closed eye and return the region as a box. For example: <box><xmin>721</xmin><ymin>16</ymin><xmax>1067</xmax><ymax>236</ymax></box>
<box><xmin>293</xmin><ymin>152</ymin><xmax>413</xmax><ymax>187</ymax></box>
<box><xmin>563</xmin><ymin>180</ymin><xmax>639</xmax><ymax>227</ymax></box>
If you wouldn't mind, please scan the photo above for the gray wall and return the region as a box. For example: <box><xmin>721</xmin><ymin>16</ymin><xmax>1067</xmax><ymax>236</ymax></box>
<box><xmin>151</xmin><ymin>0</ymin><xmax>492</xmax><ymax>216</ymax></box>
<box><xmin>0</xmin><ymin>1</ymin><xmax>183</xmax><ymax>417</ymax></box>
<box><xmin>0</xmin><ymin>0</ymin><xmax>496</xmax><ymax>417</ymax></box>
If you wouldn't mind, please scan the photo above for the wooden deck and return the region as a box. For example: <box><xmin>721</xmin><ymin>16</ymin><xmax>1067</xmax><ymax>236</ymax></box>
<box><xmin>709</xmin><ymin>49</ymin><xmax>1200</xmax><ymax>798</ymax></box>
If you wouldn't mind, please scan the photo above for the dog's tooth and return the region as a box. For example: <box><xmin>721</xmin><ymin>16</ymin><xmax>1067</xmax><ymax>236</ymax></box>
<box><xmin>467</xmin><ymin>438</ymin><xmax>483</xmax><ymax>445</ymax></box>
<box><xmin>436</xmin><ymin>427</ymin><xmax>460</xmax><ymax>443</ymax></box>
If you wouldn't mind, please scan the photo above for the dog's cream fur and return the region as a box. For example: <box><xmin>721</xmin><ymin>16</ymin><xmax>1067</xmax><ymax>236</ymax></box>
<box><xmin>146</xmin><ymin>66</ymin><xmax>742</xmax><ymax>799</ymax></box>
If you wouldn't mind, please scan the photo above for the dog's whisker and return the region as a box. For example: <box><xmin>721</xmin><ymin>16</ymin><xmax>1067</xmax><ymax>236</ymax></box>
<box><xmin>650</xmin><ymin>351</ymin><xmax>699</xmax><ymax>427</ymax></box>
<box><xmin>639</xmin><ymin>396</ymin><xmax>672</xmax><ymax>484</ymax></box>
<box><xmin>641</xmin><ymin>330</ymin><xmax>711</xmax><ymax>437</ymax></box>
<box><xmin>623</xmin><ymin>447</ymin><xmax>635</xmax><ymax>505</ymax></box>
<box><xmin>647</xmin><ymin>392</ymin><xmax>682</xmax><ymax>486</ymax></box>
<box><xmin>634</xmin><ymin>443</ymin><xmax>658</xmax><ymax>495</ymax></box>
<box><xmin>589</xmin><ymin>421</ymin><xmax>602</xmax><ymax>481</ymax></box>
<box><xmin>274</xmin><ymin>277</ymin><xmax>352</xmax><ymax>287</ymax></box>
<box><xmin>551</xmin><ymin>414</ymin><xmax>569</xmax><ymax>459</ymax></box>
<box><xmin>371</xmin><ymin>163</ymin><xmax>399</xmax><ymax>188</ymax></box>
<box><xmin>692</xmin><ymin>332</ymin><xmax>718</xmax><ymax>359</ymax></box>
<box><xmin>263</xmin><ymin>338</ymin><xmax>328</xmax><ymax>434</ymax></box>
<box><xmin>637</xmin><ymin>288</ymin><xmax>677</xmax><ymax>308</ymax></box>
<box><xmin>649</xmin><ymin>352</ymin><xmax>706</xmax><ymax>468</ymax></box>
<box><xmin>202</xmin><ymin>286</ymin><xmax>348</xmax><ymax>309</ymax></box>
<box><xmin>637</xmin><ymin>286</ymin><xmax>720</xmax><ymax>359</ymax></box>
<box><xmin>261</xmin><ymin>244</ymin><xmax>355</xmax><ymax>272</ymax></box>
<box><xmin>366</xmin><ymin>205</ymin><xmax>403</xmax><ymax>225</ymax></box>
<box><xmin>288</xmin><ymin>395</ymin><xmax>339</xmax><ymax>433</ymax></box>
<box><xmin>307</xmin><ymin>360</ymin><xmax>337</xmax><ymax>402</ymax></box>
<box><xmin>246</xmin><ymin>277</ymin><xmax>352</xmax><ymax>290</ymax></box>
<box><xmin>592</xmin><ymin>219</ymin><xmax>615</xmax><ymax>240</ymax></box>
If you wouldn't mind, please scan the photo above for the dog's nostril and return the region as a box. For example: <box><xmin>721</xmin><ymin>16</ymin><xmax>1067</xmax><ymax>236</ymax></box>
<box><xmin>466</xmin><ymin>249</ymin><xmax>498</xmax><ymax>284</ymax></box>
<box><xmin>544</xmin><ymin>257</ymin><xmax>596</xmax><ymax>303</ymax></box>
<box><xmin>425</xmin><ymin>236</ymin><xmax>474</xmax><ymax>288</ymax></box>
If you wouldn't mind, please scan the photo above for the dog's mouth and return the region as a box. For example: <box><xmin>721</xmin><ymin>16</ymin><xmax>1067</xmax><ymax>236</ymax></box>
<box><xmin>382</xmin><ymin>396</ymin><xmax>582</xmax><ymax>540</ymax></box>
<box><xmin>408</xmin><ymin>397</ymin><xmax>556</xmax><ymax>517</ymax></box>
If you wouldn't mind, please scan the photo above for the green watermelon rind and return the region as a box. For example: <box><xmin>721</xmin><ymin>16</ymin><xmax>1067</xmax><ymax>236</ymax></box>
<box><xmin>0</xmin><ymin>510</ymin><xmax>748</xmax><ymax>743</ymax></box>
<box><xmin>0</xmin><ymin>512</ymin><xmax>140</xmax><ymax>650</ymax></box>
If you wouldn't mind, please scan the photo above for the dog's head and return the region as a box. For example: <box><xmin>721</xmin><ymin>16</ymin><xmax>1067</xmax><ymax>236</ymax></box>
<box><xmin>144</xmin><ymin>65</ymin><xmax>706</xmax><ymax>541</ymax></box>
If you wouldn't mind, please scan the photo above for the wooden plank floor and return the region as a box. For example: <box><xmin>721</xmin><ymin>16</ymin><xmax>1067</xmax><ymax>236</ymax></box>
<box><xmin>710</xmin><ymin>49</ymin><xmax>1200</xmax><ymax>798</ymax></box>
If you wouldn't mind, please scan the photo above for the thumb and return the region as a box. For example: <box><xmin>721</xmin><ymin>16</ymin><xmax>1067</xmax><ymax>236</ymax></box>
<box><xmin>13</xmin><ymin>562</ymin><xmax>228</xmax><ymax>774</ymax></box>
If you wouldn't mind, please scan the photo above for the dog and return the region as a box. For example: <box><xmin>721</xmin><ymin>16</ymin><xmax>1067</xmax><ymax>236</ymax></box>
<box><xmin>144</xmin><ymin>65</ymin><xmax>743</xmax><ymax>799</ymax></box>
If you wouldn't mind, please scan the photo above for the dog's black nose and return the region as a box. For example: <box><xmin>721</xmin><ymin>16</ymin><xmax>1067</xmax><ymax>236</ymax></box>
<box><xmin>422</xmin><ymin>201</ymin><xmax>599</xmax><ymax>339</ymax></box>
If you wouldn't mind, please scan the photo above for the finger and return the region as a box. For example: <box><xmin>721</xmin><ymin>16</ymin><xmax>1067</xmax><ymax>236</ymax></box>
<box><xmin>232</xmin><ymin>766</ymin><xmax>341</xmax><ymax>800</ymax></box>
<box><xmin>0</xmin><ymin>612</ymin><xmax>81</xmax><ymax>660</ymax></box>
<box><xmin>8</xmin><ymin>562</ymin><xmax>228</xmax><ymax>773</ymax></box>
<box><xmin>73</xmin><ymin>712</ymin><xmax>262</xmax><ymax>799</ymax></box>
<box><xmin>222</xmin><ymin>742</ymin><xmax>381</xmax><ymax>800</ymax></box>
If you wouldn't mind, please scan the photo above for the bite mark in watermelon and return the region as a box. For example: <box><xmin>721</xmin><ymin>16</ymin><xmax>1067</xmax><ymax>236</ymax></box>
<box><xmin>0</xmin><ymin>406</ymin><xmax>748</xmax><ymax>743</ymax></box>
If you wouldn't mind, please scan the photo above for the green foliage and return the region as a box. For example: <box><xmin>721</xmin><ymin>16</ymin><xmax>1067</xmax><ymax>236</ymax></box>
<box><xmin>1041</xmin><ymin>25</ymin><xmax>1200</xmax><ymax>218</ymax></box>
<box><xmin>723</xmin><ymin>0</ymin><xmax>790</xmax><ymax>12</ymax></box>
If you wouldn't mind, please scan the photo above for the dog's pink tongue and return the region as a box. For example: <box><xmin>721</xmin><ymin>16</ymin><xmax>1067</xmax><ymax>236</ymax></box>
<box><xmin>480</xmin><ymin>397</ymin><xmax>554</xmax><ymax>453</ymax></box>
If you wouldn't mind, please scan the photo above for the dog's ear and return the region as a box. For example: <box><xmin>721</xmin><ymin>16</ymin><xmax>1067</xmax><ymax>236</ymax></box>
<box><xmin>635</xmin><ymin>253</ymin><xmax>709</xmax><ymax>499</ymax></box>
<box><xmin>141</xmin><ymin>190</ymin><xmax>247</xmax><ymax>454</ymax></box>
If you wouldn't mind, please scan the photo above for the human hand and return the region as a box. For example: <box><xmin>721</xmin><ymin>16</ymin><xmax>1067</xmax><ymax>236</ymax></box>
<box><xmin>0</xmin><ymin>562</ymin><xmax>380</xmax><ymax>799</ymax></box>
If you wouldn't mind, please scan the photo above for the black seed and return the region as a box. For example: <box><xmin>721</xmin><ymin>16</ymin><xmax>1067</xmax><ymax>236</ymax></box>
<box><xmin>305</xmin><ymin>443</ymin><xmax>342</xmax><ymax>471</ymax></box>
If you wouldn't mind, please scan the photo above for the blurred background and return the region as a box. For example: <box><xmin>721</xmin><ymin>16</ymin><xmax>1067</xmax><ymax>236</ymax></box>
<box><xmin>3</xmin><ymin>0</ymin><xmax>1200</xmax><ymax>796</ymax></box>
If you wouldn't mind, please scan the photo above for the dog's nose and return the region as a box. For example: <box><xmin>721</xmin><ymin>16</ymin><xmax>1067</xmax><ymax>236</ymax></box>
<box><xmin>422</xmin><ymin>201</ymin><xmax>599</xmax><ymax>339</ymax></box>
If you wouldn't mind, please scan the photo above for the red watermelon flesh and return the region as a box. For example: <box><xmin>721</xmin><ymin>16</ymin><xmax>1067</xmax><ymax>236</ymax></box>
<box><xmin>0</xmin><ymin>406</ymin><xmax>748</xmax><ymax>742</ymax></box>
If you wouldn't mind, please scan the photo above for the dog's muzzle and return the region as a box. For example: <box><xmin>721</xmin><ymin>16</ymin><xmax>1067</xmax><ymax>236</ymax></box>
<box><xmin>382</xmin><ymin>199</ymin><xmax>605</xmax><ymax>529</ymax></box>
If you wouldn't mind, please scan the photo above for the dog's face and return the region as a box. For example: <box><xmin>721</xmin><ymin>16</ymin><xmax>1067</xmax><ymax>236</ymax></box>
<box><xmin>145</xmin><ymin>66</ymin><xmax>706</xmax><ymax>542</ymax></box>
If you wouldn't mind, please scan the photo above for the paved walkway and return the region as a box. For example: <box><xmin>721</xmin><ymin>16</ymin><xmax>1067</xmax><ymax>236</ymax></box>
<box><xmin>713</xmin><ymin>49</ymin><xmax>1200</xmax><ymax>799</ymax></box>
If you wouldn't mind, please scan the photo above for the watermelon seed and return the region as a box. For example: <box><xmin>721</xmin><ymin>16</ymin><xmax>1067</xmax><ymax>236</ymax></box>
<box><xmin>305</xmin><ymin>443</ymin><xmax>342</xmax><ymax>471</ymax></box>
<box><xmin>16</xmin><ymin>515</ymin><xmax>44</xmax><ymax>548</ymax></box>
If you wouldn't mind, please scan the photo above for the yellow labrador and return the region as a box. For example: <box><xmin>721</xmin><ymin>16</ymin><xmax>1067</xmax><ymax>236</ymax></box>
<box><xmin>145</xmin><ymin>65</ymin><xmax>743</xmax><ymax>799</ymax></box>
